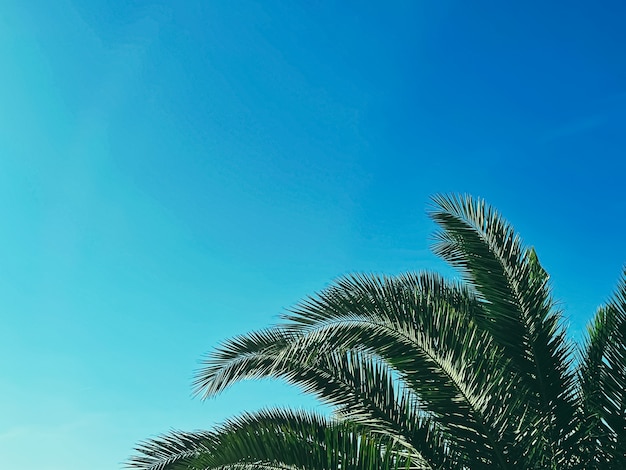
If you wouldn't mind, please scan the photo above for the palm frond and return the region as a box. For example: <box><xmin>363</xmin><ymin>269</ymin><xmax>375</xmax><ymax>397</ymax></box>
<box><xmin>577</xmin><ymin>269</ymin><xmax>626</xmax><ymax>468</ymax></box>
<box><xmin>128</xmin><ymin>409</ymin><xmax>422</xmax><ymax>470</ymax></box>
<box><xmin>429</xmin><ymin>194</ymin><xmax>577</xmax><ymax>465</ymax></box>
<box><xmin>277</xmin><ymin>272</ymin><xmax>520</xmax><ymax>468</ymax></box>
<box><xmin>128</xmin><ymin>428</ymin><xmax>213</xmax><ymax>470</ymax></box>
<box><xmin>194</xmin><ymin>325</ymin><xmax>453</xmax><ymax>467</ymax></box>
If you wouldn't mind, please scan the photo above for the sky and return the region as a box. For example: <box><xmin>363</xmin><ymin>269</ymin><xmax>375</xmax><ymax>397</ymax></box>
<box><xmin>1</xmin><ymin>1</ymin><xmax>625</xmax><ymax>468</ymax></box>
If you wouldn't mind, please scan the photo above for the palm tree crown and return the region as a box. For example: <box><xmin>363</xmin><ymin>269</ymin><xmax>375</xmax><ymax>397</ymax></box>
<box><xmin>129</xmin><ymin>195</ymin><xmax>626</xmax><ymax>470</ymax></box>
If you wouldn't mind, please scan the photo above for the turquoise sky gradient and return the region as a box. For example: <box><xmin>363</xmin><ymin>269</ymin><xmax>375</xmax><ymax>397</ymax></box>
<box><xmin>1</xmin><ymin>2</ymin><xmax>625</xmax><ymax>468</ymax></box>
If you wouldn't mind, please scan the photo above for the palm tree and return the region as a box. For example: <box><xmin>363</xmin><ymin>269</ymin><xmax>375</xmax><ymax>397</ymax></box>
<box><xmin>128</xmin><ymin>195</ymin><xmax>626</xmax><ymax>470</ymax></box>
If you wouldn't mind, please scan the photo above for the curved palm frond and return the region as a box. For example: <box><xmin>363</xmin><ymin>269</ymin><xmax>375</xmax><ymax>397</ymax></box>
<box><xmin>429</xmin><ymin>194</ymin><xmax>577</xmax><ymax>467</ymax></box>
<box><xmin>577</xmin><ymin>270</ymin><xmax>626</xmax><ymax>469</ymax></box>
<box><xmin>214</xmin><ymin>272</ymin><xmax>523</xmax><ymax>468</ymax></box>
<box><xmin>128</xmin><ymin>409</ymin><xmax>421</xmax><ymax>470</ymax></box>
<box><xmin>193</xmin><ymin>323</ymin><xmax>453</xmax><ymax>467</ymax></box>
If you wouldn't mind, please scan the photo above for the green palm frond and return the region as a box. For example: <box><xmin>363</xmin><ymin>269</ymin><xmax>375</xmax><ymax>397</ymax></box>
<box><xmin>277</xmin><ymin>272</ymin><xmax>520</xmax><ymax>468</ymax></box>
<box><xmin>193</xmin><ymin>324</ymin><xmax>452</xmax><ymax>467</ymax></box>
<box><xmin>128</xmin><ymin>409</ymin><xmax>421</xmax><ymax>470</ymax></box>
<box><xmin>193</xmin><ymin>328</ymin><xmax>416</xmax><ymax>434</ymax></box>
<box><xmin>429</xmin><ymin>194</ymin><xmax>577</xmax><ymax>466</ymax></box>
<box><xmin>604</xmin><ymin>271</ymin><xmax>626</xmax><ymax>448</ymax></box>
<box><xmin>129</xmin><ymin>429</ymin><xmax>213</xmax><ymax>470</ymax></box>
<box><xmin>194</xmin><ymin>272</ymin><xmax>521</xmax><ymax>467</ymax></box>
<box><xmin>577</xmin><ymin>270</ymin><xmax>626</xmax><ymax>469</ymax></box>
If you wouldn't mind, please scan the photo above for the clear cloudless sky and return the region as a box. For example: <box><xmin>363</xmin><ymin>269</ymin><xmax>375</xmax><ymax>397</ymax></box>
<box><xmin>1</xmin><ymin>1</ymin><xmax>625</xmax><ymax>468</ymax></box>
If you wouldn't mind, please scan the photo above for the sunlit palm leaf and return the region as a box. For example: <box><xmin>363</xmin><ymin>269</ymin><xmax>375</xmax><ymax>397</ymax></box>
<box><xmin>193</xmin><ymin>315</ymin><xmax>454</xmax><ymax>466</ymax></box>
<box><xmin>277</xmin><ymin>272</ymin><xmax>521</xmax><ymax>468</ymax></box>
<box><xmin>429</xmin><ymin>194</ymin><xmax>577</xmax><ymax>467</ymax></box>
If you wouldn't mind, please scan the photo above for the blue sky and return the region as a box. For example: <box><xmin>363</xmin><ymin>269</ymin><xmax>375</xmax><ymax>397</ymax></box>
<box><xmin>1</xmin><ymin>1</ymin><xmax>625</xmax><ymax>468</ymax></box>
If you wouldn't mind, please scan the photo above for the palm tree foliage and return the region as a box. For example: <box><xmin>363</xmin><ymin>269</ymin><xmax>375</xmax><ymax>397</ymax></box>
<box><xmin>129</xmin><ymin>195</ymin><xmax>626</xmax><ymax>470</ymax></box>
